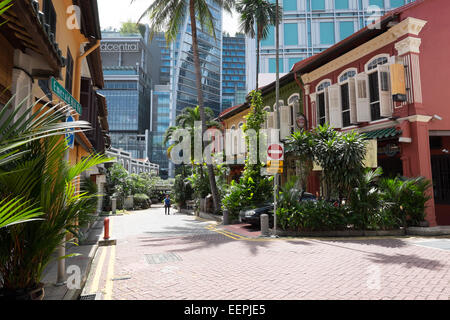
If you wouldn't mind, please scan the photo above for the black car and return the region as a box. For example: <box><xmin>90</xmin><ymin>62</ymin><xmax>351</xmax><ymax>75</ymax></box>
<box><xmin>239</xmin><ymin>192</ymin><xmax>317</xmax><ymax>226</ymax></box>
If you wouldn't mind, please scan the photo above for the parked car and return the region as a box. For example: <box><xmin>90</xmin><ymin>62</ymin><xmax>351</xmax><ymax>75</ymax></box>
<box><xmin>239</xmin><ymin>192</ymin><xmax>317</xmax><ymax>226</ymax></box>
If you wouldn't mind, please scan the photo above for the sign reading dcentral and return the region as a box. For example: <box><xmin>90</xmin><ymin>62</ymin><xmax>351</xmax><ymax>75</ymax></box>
<box><xmin>50</xmin><ymin>77</ymin><xmax>82</xmax><ymax>115</ymax></box>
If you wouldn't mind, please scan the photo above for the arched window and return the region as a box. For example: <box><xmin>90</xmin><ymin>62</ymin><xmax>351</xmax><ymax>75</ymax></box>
<box><xmin>288</xmin><ymin>94</ymin><xmax>300</xmax><ymax>133</ymax></box>
<box><xmin>316</xmin><ymin>80</ymin><xmax>331</xmax><ymax>126</ymax></box>
<box><xmin>338</xmin><ymin>69</ymin><xmax>357</xmax><ymax>128</ymax></box>
<box><xmin>365</xmin><ymin>54</ymin><xmax>391</xmax><ymax>121</ymax></box>
<box><xmin>338</xmin><ymin>69</ymin><xmax>357</xmax><ymax>83</ymax></box>
<box><xmin>366</xmin><ymin>55</ymin><xmax>389</xmax><ymax>71</ymax></box>
<box><xmin>316</xmin><ymin>80</ymin><xmax>331</xmax><ymax>92</ymax></box>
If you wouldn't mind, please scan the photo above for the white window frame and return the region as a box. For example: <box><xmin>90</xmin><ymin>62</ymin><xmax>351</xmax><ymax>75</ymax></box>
<box><xmin>288</xmin><ymin>93</ymin><xmax>300</xmax><ymax>133</ymax></box>
<box><xmin>338</xmin><ymin>68</ymin><xmax>357</xmax><ymax>127</ymax></box>
<box><xmin>315</xmin><ymin>79</ymin><xmax>331</xmax><ymax>126</ymax></box>
<box><xmin>365</xmin><ymin>54</ymin><xmax>390</xmax><ymax>121</ymax></box>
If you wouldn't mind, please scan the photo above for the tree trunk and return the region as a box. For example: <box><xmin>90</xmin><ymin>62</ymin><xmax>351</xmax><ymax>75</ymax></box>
<box><xmin>256</xmin><ymin>26</ymin><xmax>261</xmax><ymax>91</ymax></box>
<box><xmin>189</xmin><ymin>2</ymin><xmax>221</xmax><ymax>213</ymax></box>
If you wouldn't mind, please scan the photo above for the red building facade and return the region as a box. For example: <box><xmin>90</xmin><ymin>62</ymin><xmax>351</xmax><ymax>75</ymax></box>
<box><xmin>293</xmin><ymin>0</ymin><xmax>450</xmax><ymax>226</ymax></box>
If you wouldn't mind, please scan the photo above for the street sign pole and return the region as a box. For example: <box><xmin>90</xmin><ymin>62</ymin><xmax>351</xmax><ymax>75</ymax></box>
<box><xmin>274</xmin><ymin>0</ymin><xmax>281</xmax><ymax>238</ymax></box>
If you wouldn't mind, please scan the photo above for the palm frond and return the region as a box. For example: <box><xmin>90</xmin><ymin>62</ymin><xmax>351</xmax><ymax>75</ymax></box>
<box><xmin>0</xmin><ymin>197</ymin><xmax>43</xmax><ymax>229</ymax></box>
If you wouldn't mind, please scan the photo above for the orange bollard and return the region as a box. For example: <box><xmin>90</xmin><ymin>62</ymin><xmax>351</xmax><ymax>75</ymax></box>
<box><xmin>104</xmin><ymin>217</ymin><xmax>110</xmax><ymax>240</ymax></box>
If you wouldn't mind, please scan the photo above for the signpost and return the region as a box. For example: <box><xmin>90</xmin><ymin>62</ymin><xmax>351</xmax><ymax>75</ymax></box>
<box><xmin>49</xmin><ymin>77</ymin><xmax>81</xmax><ymax>285</ymax></box>
<box><xmin>267</xmin><ymin>143</ymin><xmax>283</xmax><ymax>237</ymax></box>
<box><xmin>267</xmin><ymin>143</ymin><xmax>284</xmax><ymax>161</ymax></box>
<box><xmin>50</xmin><ymin>77</ymin><xmax>82</xmax><ymax>115</ymax></box>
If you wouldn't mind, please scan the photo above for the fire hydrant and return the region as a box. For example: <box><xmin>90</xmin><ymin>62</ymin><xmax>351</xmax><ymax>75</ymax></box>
<box><xmin>104</xmin><ymin>217</ymin><xmax>110</xmax><ymax>240</ymax></box>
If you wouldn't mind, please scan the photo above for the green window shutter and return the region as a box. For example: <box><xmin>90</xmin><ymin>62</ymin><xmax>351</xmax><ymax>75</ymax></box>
<box><xmin>369</xmin><ymin>0</ymin><xmax>384</xmax><ymax>8</ymax></box>
<box><xmin>335</xmin><ymin>0</ymin><xmax>349</xmax><ymax>9</ymax></box>
<box><xmin>320</xmin><ymin>22</ymin><xmax>335</xmax><ymax>45</ymax></box>
<box><xmin>283</xmin><ymin>0</ymin><xmax>297</xmax><ymax>11</ymax></box>
<box><xmin>311</xmin><ymin>0</ymin><xmax>325</xmax><ymax>10</ymax></box>
<box><xmin>261</xmin><ymin>26</ymin><xmax>274</xmax><ymax>47</ymax></box>
<box><xmin>339</xmin><ymin>21</ymin><xmax>354</xmax><ymax>40</ymax></box>
<box><xmin>390</xmin><ymin>0</ymin><xmax>404</xmax><ymax>8</ymax></box>
<box><xmin>284</xmin><ymin>23</ymin><xmax>298</xmax><ymax>46</ymax></box>
<box><xmin>269</xmin><ymin>58</ymin><xmax>284</xmax><ymax>73</ymax></box>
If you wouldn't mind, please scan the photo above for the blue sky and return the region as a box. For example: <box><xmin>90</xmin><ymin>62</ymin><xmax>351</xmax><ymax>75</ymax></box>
<box><xmin>97</xmin><ymin>0</ymin><xmax>240</xmax><ymax>35</ymax></box>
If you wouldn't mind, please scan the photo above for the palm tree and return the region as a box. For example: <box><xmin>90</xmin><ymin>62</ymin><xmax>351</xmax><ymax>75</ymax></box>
<box><xmin>0</xmin><ymin>96</ymin><xmax>110</xmax><ymax>294</ymax></box>
<box><xmin>0</xmin><ymin>95</ymin><xmax>92</xmax><ymax>229</ymax></box>
<box><xmin>237</xmin><ymin>0</ymin><xmax>281</xmax><ymax>90</ymax></box>
<box><xmin>135</xmin><ymin>0</ymin><xmax>234</xmax><ymax>213</ymax></box>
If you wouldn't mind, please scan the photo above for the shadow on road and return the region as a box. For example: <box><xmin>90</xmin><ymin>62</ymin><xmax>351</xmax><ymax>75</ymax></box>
<box><xmin>366</xmin><ymin>252</ymin><xmax>444</xmax><ymax>270</ymax></box>
<box><xmin>138</xmin><ymin>223</ymin><xmax>276</xmax><ymax>256</ymax></box>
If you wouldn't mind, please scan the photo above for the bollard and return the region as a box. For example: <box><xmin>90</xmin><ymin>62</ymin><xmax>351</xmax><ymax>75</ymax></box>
<box><xmin>223</xmin><ymin>209</ymin><xmax>229</xmax><ymax>225</ymax></box>
<box><xmin>260</xmin><ymin>214</ymin><xmax>269</xmax><ymax>236</ymax></box>
<box><xmin>111</xmin><ymin>197</ymin><xmax>117</xmax><ymax>215</ymax></box>
<box><xmin>104</xmin><ymin>217</ymin><xmax>110</xmax><ymax>240</ymax></box>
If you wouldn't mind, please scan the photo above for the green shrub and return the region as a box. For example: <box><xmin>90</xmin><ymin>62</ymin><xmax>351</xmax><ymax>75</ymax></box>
<box><xmin>133</xmin><ymin>193</ymin><xmax>151</xmax><ymax>209</ymax></box>
<box><xmin>222</xmin><ymin>166</ymin><xmax>273</xmax><ymax>219</ymax></box>
<box><xmin>276</xmin><ymin>200</ymin><xmax>349</xmax><ymax>232</ymax></box>
<box><xmin>379</xmin><ymin>176</ymin><xmax>431</xmax><ymax>227</ymax></box>
<box><xmin>173</xmin><ymin>173</ymin><xmax>193</xmax><ymax>208</ymax></box>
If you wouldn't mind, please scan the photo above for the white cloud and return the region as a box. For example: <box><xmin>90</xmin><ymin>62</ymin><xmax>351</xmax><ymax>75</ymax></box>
<box><xmin>97</xmin><ymin>0</ymin><xmax>240</xmax><ymax>35</ymax></box>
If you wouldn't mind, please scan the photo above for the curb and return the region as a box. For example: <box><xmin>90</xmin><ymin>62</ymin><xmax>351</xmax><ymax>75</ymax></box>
<box><xmin>271</xmin><ymin>229</ymin><xmax>407</xmax><ymax>238</ymax></box>
<box><xmin>63</xmin><ymin>243</ymin><xmax>99</xmax><ymax>300</ymax></box>
<box><xmin>406</xmin><ymin>226</ymin><xmax>450</xmax><ymax>236</ymax></box>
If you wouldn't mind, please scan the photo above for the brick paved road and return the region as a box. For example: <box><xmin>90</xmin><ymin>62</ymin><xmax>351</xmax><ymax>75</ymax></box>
<box><xmin>87</xmin><ymin>207</ymin><xmax>450</xmax><ymax>300</ymax></box>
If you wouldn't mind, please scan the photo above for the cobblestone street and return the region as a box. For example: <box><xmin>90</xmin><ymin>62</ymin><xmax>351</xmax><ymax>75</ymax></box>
<box><xmin>84</xmin><ymin>207</ymin><xmax>450</xmax><ymax>300</ymax></box>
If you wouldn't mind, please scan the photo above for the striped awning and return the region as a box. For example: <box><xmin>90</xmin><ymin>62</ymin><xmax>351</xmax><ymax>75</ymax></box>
<box><xmin>361</xmin><ymin>127</ymin><xmax>402</xmax><ymax>140</ymax></box>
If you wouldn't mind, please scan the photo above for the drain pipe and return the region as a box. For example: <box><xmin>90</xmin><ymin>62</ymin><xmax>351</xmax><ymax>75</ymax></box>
<box><xmin>73</xmin><ymin>40</ymin><xmax>101</xmax><ymax>102</ymax></box>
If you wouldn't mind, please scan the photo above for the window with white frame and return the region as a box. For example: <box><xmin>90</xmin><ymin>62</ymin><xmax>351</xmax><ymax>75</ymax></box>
<box><xmin>338</xmin><ymin>69</ymin><xmax>357</xmax><ymax>127</ymax></box>
<box><xmin>316</xmin><ymin>80</ymin><xmax>331</xmax><ymax>126</ymax></box>
<box><xmin>366</xmin><ymin>55</ymin><xmax>391</xmax><ymax>121</ymax></box>
<box><xmin>288</xmin><ymin>94</ymin><xmax>300</xmax><ymax>134</ymax></box>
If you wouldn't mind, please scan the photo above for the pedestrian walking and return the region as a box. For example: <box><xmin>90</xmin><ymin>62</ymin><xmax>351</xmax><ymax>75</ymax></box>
<box><xmin>164</xmin><ymin>194</ymin><xmax>171</xmax><ymax>215</ymax></box>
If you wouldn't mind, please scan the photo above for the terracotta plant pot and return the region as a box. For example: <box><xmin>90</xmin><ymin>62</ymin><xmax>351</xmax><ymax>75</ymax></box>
<box><xmin>0</xmin><ymin>283</ymin><xmax>45</xmax><ymax>300</ymax></box>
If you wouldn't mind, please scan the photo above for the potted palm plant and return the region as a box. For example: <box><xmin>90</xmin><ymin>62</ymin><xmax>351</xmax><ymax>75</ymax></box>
<box><xmin>0</xmin><ymin>97</ymin><xmax>109</xmax><ymax>300</ymax></box>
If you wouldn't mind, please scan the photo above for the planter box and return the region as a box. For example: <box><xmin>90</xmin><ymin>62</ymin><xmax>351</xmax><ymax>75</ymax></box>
<box><xmin>199</xmin><ymin>211</ymin><xmax>222</xmax><ymax>223</ymax></box>
<box><xmin>406</xmin><ymin>226</ymin><xmax>450</xmax><ymax>236</ymax></box>
<box><xmin>271</xmin><ymin>228</ymin><xmax>405</xmax><ymax>238</ymax></box>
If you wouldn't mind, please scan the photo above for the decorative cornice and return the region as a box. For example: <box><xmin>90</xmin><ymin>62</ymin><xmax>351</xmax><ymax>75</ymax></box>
<box><xmin>301</xmin><ymin>17</ymin><xmax>428</xmax><ymax>85</ymax></box>
<box><xmin>395</xmin><ymin>36</ymin><xmax>422</xmax><ymax>56</ymax></box>
<box><xmin>390</xmin><ymin>17</ymin><xmax>427</xmax><ymax>38</ymax></box>
<box><xmin>397</xmin><ymin>114</ymin><xmax>433</xmax><ymax>123</ymax></box>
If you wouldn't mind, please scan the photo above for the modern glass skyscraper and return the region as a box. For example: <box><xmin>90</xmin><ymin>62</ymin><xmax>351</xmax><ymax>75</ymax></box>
<box><xmin>150</xmin><ymin>85</ymin><xmax>171</xmax><ymax>179</ymax></box>
<box><xmin>148</xmin><ymin>33</ymin><xmax>173</xmax><ymax>178</ymax></box>
<box><xmin>99</xmin><ymin>30</ymin><xmax>152</xmax><ymax>159</ymax></box>
<box><xmin>171</xmin><ymin>0</ymin><xmax>223</xmax><ymax>118</ymax></box>
<box><xmin>222</xmin><ymin>33</ymin><xmax>247</xmax><ymax>111</ymax></box>
<box><xmin>247</xmin><ymin>0</ymin><xmax>416</xmax><ymax>88</ymax></box>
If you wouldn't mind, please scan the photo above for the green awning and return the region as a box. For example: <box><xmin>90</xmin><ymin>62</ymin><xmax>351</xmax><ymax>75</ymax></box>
<box><xmin>361</xmin><ymin>127</ymin><xmax>402</xmax><ymax>140</ymax></box>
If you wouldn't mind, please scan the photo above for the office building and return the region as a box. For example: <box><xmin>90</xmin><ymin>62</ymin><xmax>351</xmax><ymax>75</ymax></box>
<box><xmin>171</xmin><ymin>0</ymin><xmax>223</xmax><ymax>118</ymax></box>
<box><xmin>99</xmin><ymin>29</ymin><xmax>152</xmax><ymax>159</ymax></box>
<box><xmin>222</xmin><ymin>33</ymin><xmax>247</xmax><ymax>110</ymax></box>
<box><xmin>246</xmin><ymin>0</ymin><xmax>417</xmax><ymax>90</ymax></box>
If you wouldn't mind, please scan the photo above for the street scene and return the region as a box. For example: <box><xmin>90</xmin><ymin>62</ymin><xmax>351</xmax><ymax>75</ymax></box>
<box><xmin>82</xmin><ymin>206</ymin><xmax>450</xmax><ymax>300</ymax></box>
<box><xmin>0</xmin><ymin>0</ymin><xmax>450</xmax><ymax>305</ymax></box>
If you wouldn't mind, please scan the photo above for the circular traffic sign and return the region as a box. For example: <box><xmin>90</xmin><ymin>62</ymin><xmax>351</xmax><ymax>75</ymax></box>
<box><xmin>65</xmin><ymin>115</ymin><xmax>75</xmax><ymax>149</ymax></box>
<box><xmin>268</xmin><ymin>144</ymin><xmax>283</xmax><ymax>160</ymax></box>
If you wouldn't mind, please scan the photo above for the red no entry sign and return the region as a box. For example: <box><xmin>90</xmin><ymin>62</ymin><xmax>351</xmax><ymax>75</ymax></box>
<box><xmin>267</xmin><ymin>144</ymin><xmax>284</xmax><ymax>160</ymax></box>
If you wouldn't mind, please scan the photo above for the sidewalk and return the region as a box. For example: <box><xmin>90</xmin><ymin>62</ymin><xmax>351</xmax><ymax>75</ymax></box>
<box><xmin>41</xmin><ymin>217</ymin><xmax>104</xmax><ymax>300</ymax></box>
